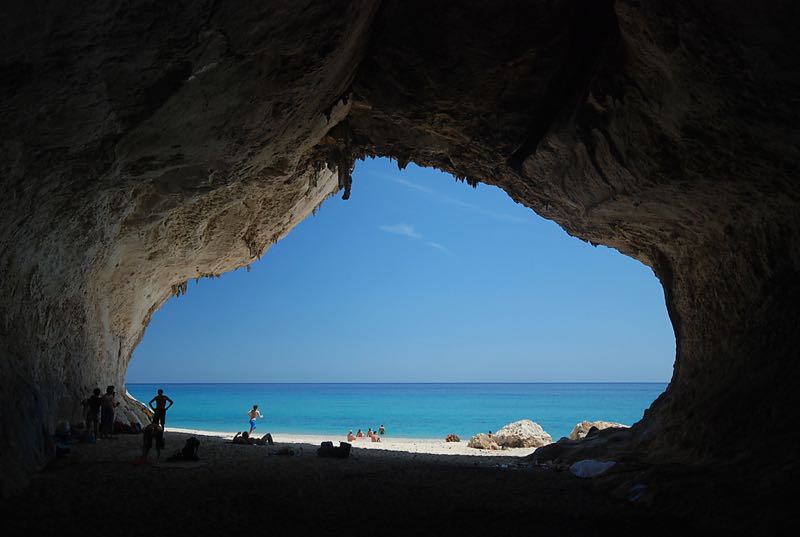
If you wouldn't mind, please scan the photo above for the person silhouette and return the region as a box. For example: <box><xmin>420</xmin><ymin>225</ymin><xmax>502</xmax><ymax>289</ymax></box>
<box><xmin>82</xmin><ymin>388</ymin><xmax>103</xmax><ymax>438</ymax></box>
<box><xmin>100</xmin><ymin>385</ymin><xmax>119</xmax><ymax>439</ymax></box>
<box><xmin>148</xmin><ymin>389</ymin><xmax>174</xmax><ymax>428</ymax></box>
<box><xmin>247</xmin><ymin>404</ymin><xmax>263</xmax><ymax>434</ymax></box>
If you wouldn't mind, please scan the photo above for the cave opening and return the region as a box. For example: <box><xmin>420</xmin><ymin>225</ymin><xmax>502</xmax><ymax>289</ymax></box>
<box><xmin>123</xmin><ymin>157</ymin><xmax>674</xmax><ymax>442</ymax></box>
<box><xmin>1</xmin><ymin>1</ymin><xmax>797</xmax><ymax>531</ymax></box>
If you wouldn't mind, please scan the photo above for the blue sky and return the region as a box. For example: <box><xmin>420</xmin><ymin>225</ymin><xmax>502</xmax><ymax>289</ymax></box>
<box><xmin>126</xmin><ymin>157</ymin><xmax>675</xmax><ymax>383</ymax></box>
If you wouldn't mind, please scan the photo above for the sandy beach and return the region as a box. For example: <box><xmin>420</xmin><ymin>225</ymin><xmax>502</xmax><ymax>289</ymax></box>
<box><xmin>0</xmin><ymin>428</ymin><xmax>706</xmax><ymax>536</ymax></box>
<box><xmin>168</xmin><ymin>427</ymin><xmax>539</xmax><ymax>457</ymax></box>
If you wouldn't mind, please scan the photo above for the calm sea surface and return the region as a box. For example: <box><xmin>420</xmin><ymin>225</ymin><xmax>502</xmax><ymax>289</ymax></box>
<box><xmin>126</xmin><ymin>383</ymin><xmax>666</xmax><ymax>440</ymax></box>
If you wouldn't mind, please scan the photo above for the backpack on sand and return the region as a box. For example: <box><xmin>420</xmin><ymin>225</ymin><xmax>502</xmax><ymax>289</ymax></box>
<box><xmin>167</xmin><ymin>437</ymin><xmax>200</xmax><ymax>462</ymax></box>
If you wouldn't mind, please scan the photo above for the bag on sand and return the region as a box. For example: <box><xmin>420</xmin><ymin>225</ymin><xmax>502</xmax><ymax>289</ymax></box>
<box><xmin>317</xmin><ymin>441</ymin><xmax>351</xmax><ymax>459</ymax></box>
<box><xmin>167</xmin><ymin>437</ymin><xmax>200</xmax><ymax>462</ymax></box>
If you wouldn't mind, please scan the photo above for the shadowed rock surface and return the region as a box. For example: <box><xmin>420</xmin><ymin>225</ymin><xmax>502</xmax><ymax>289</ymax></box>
<box><xmin>569</xmin><ymin>421</ymin><xmax>628</xmax><ymax>441</ymax></box>
<box><xmin>1</xmin><ymin>0</ymin><xmax>798</xmax><ymax>530</ymax></box>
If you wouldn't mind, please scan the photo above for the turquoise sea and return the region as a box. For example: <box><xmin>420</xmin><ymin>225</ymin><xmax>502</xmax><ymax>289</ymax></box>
<box><xmin>126</xmin><ymin>383</ymin><xmax>666</xmax><ymax>440</ymax></box>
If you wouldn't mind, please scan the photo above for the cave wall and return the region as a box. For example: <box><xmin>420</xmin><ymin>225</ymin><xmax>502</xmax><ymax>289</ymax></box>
<box><xmin>0</xmin><ymin>0</ymin><xmax>377</xmax><ymax>493</ymax></box>
<box><xmin>1</xmin><ymin>0</ymin><xmax>798</xmax><ymax>493</ymax></box>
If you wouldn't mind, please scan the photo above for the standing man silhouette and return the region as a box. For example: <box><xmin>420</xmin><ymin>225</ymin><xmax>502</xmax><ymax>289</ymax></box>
<box><xmin>100</xmin><ymin>386</ymin><xmax>119</xmax><ymax>439</ymax></box>
<box><xmin>82</xmin><ymin>388</ymin><xmax>103</xmax><ymax>438</ymax></box>
<box><xmin>148</xmin><ymin>389</ymin><xmax>174</xmax><ymax>428</ymax></box>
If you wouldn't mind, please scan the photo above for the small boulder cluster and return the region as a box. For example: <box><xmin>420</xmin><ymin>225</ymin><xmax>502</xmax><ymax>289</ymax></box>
<box><xmin>466</xmin><ymin>419</ymin><xmax>630</xmax><ymax>451</ymax></box>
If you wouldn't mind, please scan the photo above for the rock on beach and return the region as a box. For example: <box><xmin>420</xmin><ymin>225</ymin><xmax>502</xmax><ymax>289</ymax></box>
<box><xmin>493</xmin><ymin>420</ymin><xmax>553</xmax><ymax>448</ymax></box>
<box><xmin>467</xmin><ymin>433</ymin><xmax>500</xmax><ymax>450</ymax></box>
<box><xmin>568</xmin><ymin>421</ymin><xmax>628</xmax><ymax>441</ymax></box>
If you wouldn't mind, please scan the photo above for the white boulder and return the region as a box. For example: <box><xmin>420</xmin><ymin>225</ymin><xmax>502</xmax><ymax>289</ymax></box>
<box><xmin>493</xmin><ymin>419</ymin><xmax>552</xmax><ymax>448</ymax></box>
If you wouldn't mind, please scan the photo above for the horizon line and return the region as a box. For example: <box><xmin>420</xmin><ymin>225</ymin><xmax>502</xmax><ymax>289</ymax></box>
<box><xmin>126</xmin><ymin>381</ymin><xmax>669</xmax><ymax>385</ymax></box>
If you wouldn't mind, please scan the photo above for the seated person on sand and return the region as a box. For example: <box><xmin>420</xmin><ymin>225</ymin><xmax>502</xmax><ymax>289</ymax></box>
<box><xmin>347</xmin><ymin>430</ymin><xmax>355</xmax><ymax>442</ymax></box>
<box><xmin>232</xmin><ymin>431</ymin><xmax>274</xmax><ymax>445</ymax></box>
<box><xmin>232</xmin><ymin>431</ymin><xmax>253</xmax><ymax>444</ymax></box>
<box><xmin>254</xmin><ymin>433</ymin><xmax>274</xmax><ymax>446</ymax></box>
<box><xmin>369</xmin><ymin>431</ymin><xmax>381</xmax><ymax>443</ymax></box>
<box><xmin>367</xmin><ymin>428</ymin><xmax>373</xmax><ymax>437</ymax></box>
<box><xmin>355</xmin><ymin>429</ymin><xmax>364</xmax><ymax>439</ymax></box>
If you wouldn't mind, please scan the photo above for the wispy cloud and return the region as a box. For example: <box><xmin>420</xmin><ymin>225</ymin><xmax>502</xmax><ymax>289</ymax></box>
<box><xmin>388</xmin><ymin>175</ymin><xmax>526</xmax><ymax>223</ymax></box>
<box><xmin>379</xmin><ymin>223</ymin><xmax>422</xmax><ymax>239</ymax></box>
<box><xmin>390</xmin><ymin>176</ymin><xmax>435</xmax><ymax>194</ymax></box>
<box><xmin>426</xmin><ymin>241</ymin><xmax>448</xmax><ymax>253</ymax></box>
<box><xmin>439</xmin><ymin>196</ymin><xmax>527</xmax><ymax>223</ymax></box>
<box><xmin>379</xmin><ymin>223</ymin><xmax>449</xmax><ymax>253</ymax></box>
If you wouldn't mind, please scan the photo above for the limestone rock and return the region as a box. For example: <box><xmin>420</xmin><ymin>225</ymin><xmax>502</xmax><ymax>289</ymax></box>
<box><xmin>568</xmin><ymin>421</ymin><xmax>628</xmax><ymax>441</ymax></box>
<box><xmin>445</xmin><ymin>434</ymin><xmax>460</xmax><ymax>443</ymax></box>
<box><xmin>493</xmin><ymin>420</ymin><xmax>553</xmax><ymax>448</ymax></box>
<box><xmin>467</xmin><ymin>434</ymin><xmax>500</xmax><ymax>450</ymax></box>
<box><xmin>1</xmin><ymin>0</ymin><xmax>799</xmax><ymax>500</ymax></box>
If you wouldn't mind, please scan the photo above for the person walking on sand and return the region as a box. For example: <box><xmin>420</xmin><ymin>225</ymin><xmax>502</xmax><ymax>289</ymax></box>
<box><xmin>247</xmin><ymin>405</ymin><xmax>263</xmax><ymax>434</ymax></box>
<box><xmin>148</xmin><ymin>389</ymin><xmax>174</xmax><ymax>428</ymax></box>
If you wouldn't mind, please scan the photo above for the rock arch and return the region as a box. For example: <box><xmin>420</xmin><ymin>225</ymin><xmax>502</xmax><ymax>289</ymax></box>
<box><xmin>1</xmin><ymin>0</ymin><xmax>798</xmax><ymax>495</ymax></box>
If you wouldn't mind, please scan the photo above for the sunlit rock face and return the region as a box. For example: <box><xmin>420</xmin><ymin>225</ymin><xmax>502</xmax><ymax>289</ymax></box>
<box><xmin>1</xmin><ymin>0</ymin><xmax>798</xmax><ymax>495</ymax></box>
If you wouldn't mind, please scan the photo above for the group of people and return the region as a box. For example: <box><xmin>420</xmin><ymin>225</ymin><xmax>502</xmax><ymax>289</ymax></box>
<box><xmin>232</xmin><ymin>431</ymin><xmax>274</xmax><ymax>445</ymax></box>
<box><xmin>82</xmin><ymin>385</ymin><xmax>121</xmax><ymax>439</ymax></box>
<box><xmin>81</xmin><ymin>386</ymin><xmax>174</xmax><ymax>439</ymax></box>
<box><xmin>347</xmin><ymin>424</ymin><xmax>385</xmax><ymax>443</ymax></box>
<box><xmin>85</xmin><ymin>393</ymin><xmax>405</xmax><ymax>456</ymax></box>
<box><xmin>81</xmin><ymin>386</ymin><xmax>174</xmax><ymax>460</ymax></box>
<box><xmin>229</xmin><ymin>404</ymin><xmax>274</xmax><ymax>446</ymax></box>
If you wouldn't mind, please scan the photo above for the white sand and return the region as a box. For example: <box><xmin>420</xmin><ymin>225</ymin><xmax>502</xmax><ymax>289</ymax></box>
<box><xmin>167</xmin><ymin>427</ymin><xmax>538</xmax><ymax>457</ymax></box>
